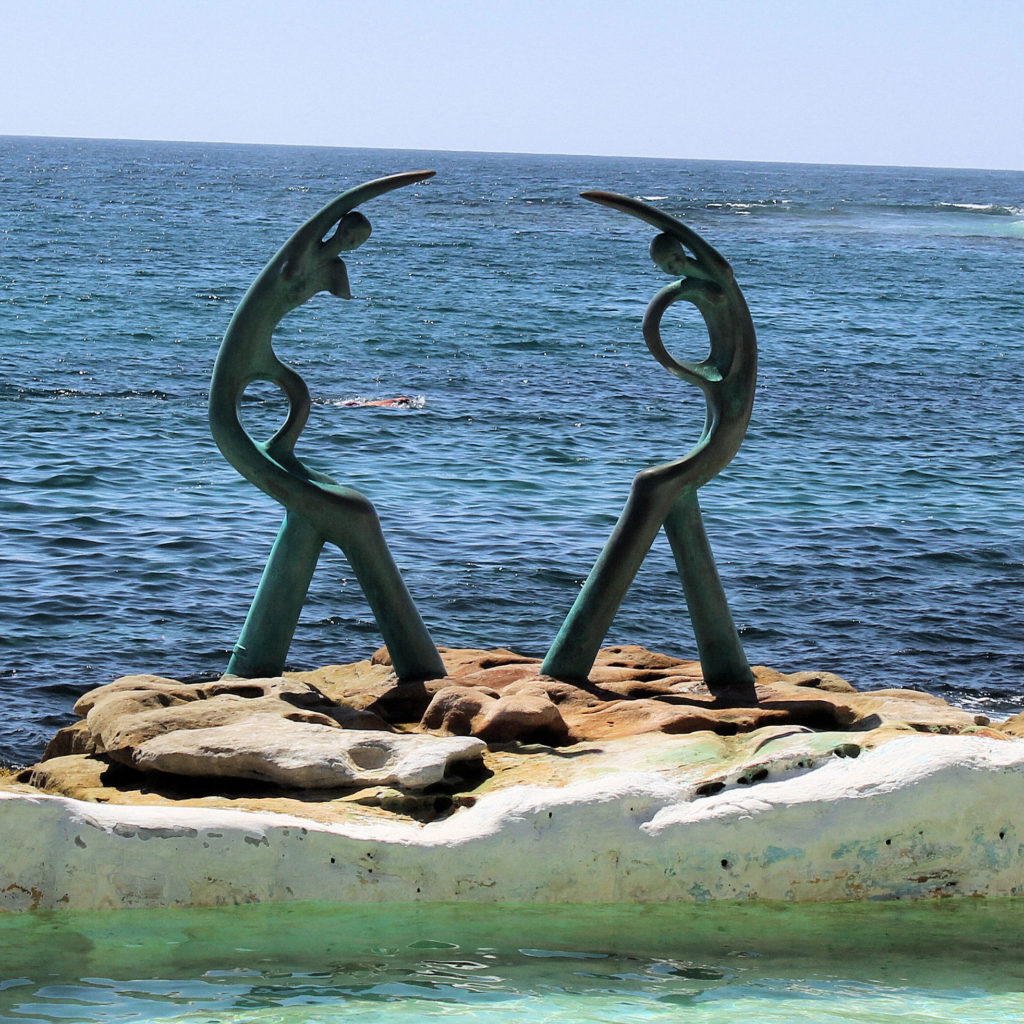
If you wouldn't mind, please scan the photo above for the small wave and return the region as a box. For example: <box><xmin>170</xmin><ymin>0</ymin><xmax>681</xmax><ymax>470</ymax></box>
<box><xmin>5</xmin><ymin>386</ymin><xmax>178</xmax><ymax>401</ymax></box>
<box><xmin>938</xmin><ymin>202</ymin><xmax>1024</xmax><ymax>217</ymax></box>
<box><xmin>27</xmin><ymin>470</ymin><xmax>107</xmax><ymax>488</ymax></box>
<box><xmin>410</xmin><ymin>238</ymin><xmax>473</xmax><ymax>249</ymax></box>
<box><xmin>325</xmin><ymin>395</ymin><xmax>427</xmax><ymax>410</ymax></box>
<box><xmin>705</xmin><ymin>200</ymin><xmax>794</xmax><ymax>211</ymax></box>
<box><xmin>813</xmin><ymin>200</ymin><xmax>1024</xmax><ymax>239</ymax></box>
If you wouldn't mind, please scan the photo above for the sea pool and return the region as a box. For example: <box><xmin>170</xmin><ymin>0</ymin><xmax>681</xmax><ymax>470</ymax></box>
<box><xmin>1</xmin><ymin>900</ymin><xmax>1021</xmax><ymax>1023</ymax></box>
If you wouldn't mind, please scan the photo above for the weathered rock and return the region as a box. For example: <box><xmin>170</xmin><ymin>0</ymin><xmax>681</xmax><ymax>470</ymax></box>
<box><xmin>308</xmin><ymin>667</ymin><xmax>448</xmax><ymax>721</ymax></box>
<box><xmin>422</xmin><ymin>684</ymin><xmax>570</xmax><ymax>744</ymax></box>
<box><xmin>419</xmin><ymin>679</ymin><xmax>573</xmax><ymax>745</ymax></box>
<box><xmin>302</xmin><ymin>647</ymin><xmax>988</xmax><ymax>745</ymax></box>
<box><xmin>28</xmin><ymin>753</ymin><xmax>112</xmax><ymax>801</ymax></box>
<box><xmin>593</xmin><ymin>644</ymin><xmax>697</xmax><ymax>672</ymax></box>
<box><xmin>567</xmin><ymin>698</ymin><xmax>794</xmax><ymax>739</ymax></box>
<box><xmin>420</xmin><ymin>685</ymin><xmax>500</xmax><ymax>736</ymax></box>
<box><xmin>20</xmin><ymin>646</ymin><xmax>1007</xmax><ymax>807</ymax></box>
<box><xmin>15</xmin><ymin>717</ymin><xmax>1012</xmax><ymax>824</ymax></box>
<box><xmin>473</xmin><ymin>687</ymin><xmax>569</xmax><ymax>744</ymax></box>
<box><xmin>779</xmin><ymin>670</ymin><xmax>858</xmax><ymax>694</ymax></box>
<box><xmin>74</xmin><ymin>674</ymin><xmax>200</xmax><ymax>716</ymax></box>
<box><xmin>87</xmin><ymin>693</ymin><xmax>338</xmax><ymax>765</ymax></box>
<box><xmin>70</xmin><ymin>675</ymin><xmax>389</xmax><ymax>770</ymax></box>
<box><xmin>997</xmin><ymin>711</ymin><xmax>1024</xmax><ymax>738</ymax></box>
<box><xmin>42</xmin><ymin>719</ymin><xmax>97</xmax><ymax>760</ymax></box>
<box><xmin>753</xmin><ymin>680</ymin><xmax>989</xmax><ymax>734</ymax></box>
<box><xmin>132</xmin><ymin>715</ymin><xmax>486</xmax><ymax>790</ymax></box>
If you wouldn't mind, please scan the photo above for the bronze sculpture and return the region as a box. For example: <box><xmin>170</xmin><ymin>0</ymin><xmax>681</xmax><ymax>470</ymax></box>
<box><xmin>209</xmin><ymin>172</ymin><xmax>446</xmax><ymax>682</ymax></box>
<box><xmin>211</xmin><ymin>179</ymin><xmax>754</xmax><ymax>690</ymax></box>
<box><xmin>543</xmin><ymin>192</ymin><xmax>756</xmax><ymax>688</ymax></box>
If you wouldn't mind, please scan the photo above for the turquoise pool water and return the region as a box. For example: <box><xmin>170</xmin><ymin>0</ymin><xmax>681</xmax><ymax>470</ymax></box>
<box><xmin>1</xmin><ymin>901</ymin><xmax>1021</xmax><ymax>1022</ymax></box>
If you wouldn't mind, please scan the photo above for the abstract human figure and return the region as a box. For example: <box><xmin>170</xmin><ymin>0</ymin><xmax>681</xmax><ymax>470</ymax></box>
<box><xmin>208</xmin><ymin>172</ymin><xmax>446</xmax><ymax>682</ymax></box>
<box><xmin>542</xmin><ymin>192</ymin><xmax>756</xmax><ymax>688</ymax></box>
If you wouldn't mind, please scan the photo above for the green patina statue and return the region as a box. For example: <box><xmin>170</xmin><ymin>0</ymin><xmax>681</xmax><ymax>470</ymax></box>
<box><xmin>210</xmin><ymin>179</ymin><xmax>754</xmax><ymax>691</ymax></box>
<box><xmin>542</xmin><ymin>192</ymin><xmax>756</xmax><ymax>688</ymax></box>
<box><xmin>208</xmin><ymin>172</ymin><xmax>446</xmax><ymax>682</ymax></box>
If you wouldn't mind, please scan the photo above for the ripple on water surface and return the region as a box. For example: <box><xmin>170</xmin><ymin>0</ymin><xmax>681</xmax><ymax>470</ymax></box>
<box><xmin>1</xmin><ymin>901</ymin><xmax>1023</xmax><ymax>1023</ymax></box>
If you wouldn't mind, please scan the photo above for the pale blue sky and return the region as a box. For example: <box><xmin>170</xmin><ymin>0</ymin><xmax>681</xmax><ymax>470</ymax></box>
<box><xmin>3</xmin><ymin>0</ymin><xmax>1022</xmax><ymax>170</ymax></box>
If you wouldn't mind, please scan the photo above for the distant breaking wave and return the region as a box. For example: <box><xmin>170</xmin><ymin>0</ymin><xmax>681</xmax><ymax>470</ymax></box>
<box><xmin>938</xmin><ymin>201</ymin><xmax>1024</xmax><ymax>217</ymax></box>
<box><xmin>704</xmin><ymin>199</ymin><xmax>795</xmax><ymax>212</ymax></box>
<box><xmin>680</xmin><ymin>197</ymin><xmax>1024</xmax><ymax>239</ymax></box>
<box><xmin>624</xmin><ymin>195</ymin><xmax>1022</xmax><ymax>232</ymax></box>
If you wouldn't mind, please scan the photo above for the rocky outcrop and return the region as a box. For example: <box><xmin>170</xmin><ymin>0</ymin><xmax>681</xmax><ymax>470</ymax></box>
<box><xmin>17</xmin><ymin>644</ymin><xmax>1009</xmax><ymax>809</ymax></box>
<box><xmin>316</xmin><ymin>644</ymin><xmax>994</xmax><ymax>742</ymax></box>
<box><xmin>4</xmin><ymin>644</ymin><xmax>1021</xmax><ymax>912</ymax></box>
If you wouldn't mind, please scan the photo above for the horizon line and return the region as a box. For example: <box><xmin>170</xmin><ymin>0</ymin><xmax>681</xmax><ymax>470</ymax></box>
<box><xmin>4</xmin><ymin>132</ymin><xmax>1022</xmax><ymax>177</ymax></box>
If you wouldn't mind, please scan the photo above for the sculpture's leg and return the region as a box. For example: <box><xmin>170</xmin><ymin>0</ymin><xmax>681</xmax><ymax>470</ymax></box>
<box><xmin>227</xmin><ymin>512</ymin><xmax>324</xmax><ymax>678</ymax></box>
<box><xmin>541</xmin><ymin>487</ymin><xmax>669</xmax><ymax>680</ymax></box>
<box><xmin>663</xmin><ymin>489</ymin><xmax>753</xmax><ymax>688</ymax></box>
<box><xmin>338</xmin><ymin>520</ymin><xmax>447</xmax><ymax>681</ymax></box>
<box><xmin>227</xmin><ymin>508</ymin><xmax>445</xmax><ymax>682</ymax></box>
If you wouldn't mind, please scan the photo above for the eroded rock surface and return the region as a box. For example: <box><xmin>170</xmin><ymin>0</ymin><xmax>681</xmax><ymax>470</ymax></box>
<box><xmin>40</xmin><ymin>673</ymin><xmax>484</xmax><ymax>793</ymax></box>
<box><xmin>313</xmin><ymin>644</ymin><xmax>992</xmax><ymax>742</ymax></box>
<box><xmin>135</xmin><ymin>716</ymin><xmax>486</xmax><ymax>789</ymax></box>
<box><xmin>17</xmin><ymin>645</ymin><xmax>1011</xmax><ymax>819</ymax></box>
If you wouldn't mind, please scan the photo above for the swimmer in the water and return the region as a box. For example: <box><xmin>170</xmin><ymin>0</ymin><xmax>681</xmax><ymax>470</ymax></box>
<box><xmin>340</xmin><ymin>395</ymin><xmax>415</xmax><ymax>408</ymax></box>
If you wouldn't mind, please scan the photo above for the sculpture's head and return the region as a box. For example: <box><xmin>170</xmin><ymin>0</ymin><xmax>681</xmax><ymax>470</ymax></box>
<box><xmin>280</xmin><ymin>210</ymin><xmax>372</xmax><ymax>302</ymax></box>
<box><xmin>581</xmin><ymin>190</ymin><xmax>734</xmax><ymax>289</ymax></box>
<box><xmin>267</xmin><ymin>170</ymin><xmax>436</xmax><ymax>314</ymax></box>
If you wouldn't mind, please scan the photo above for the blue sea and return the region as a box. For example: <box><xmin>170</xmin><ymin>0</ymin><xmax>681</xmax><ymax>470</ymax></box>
<box><xmin>2</xmin><ymin>136</ymin><xmax>1023</xmax><ymax>768</ymax></box>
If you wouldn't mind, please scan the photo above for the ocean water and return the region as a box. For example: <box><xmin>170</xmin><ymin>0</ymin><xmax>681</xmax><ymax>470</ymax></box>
<box><xmin>2</xmin><ymin>136</ymin><xmax>1024</xmax><ymax>767</ymax></box>
<box><xmin>2</xmin><ymin>135</ymin><xmax>1024</xmax><ymax>1022</ymax></box>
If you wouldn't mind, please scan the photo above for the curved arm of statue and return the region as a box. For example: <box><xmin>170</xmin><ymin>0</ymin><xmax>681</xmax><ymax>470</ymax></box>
<box><xmin>542</xmin><ymin>192</ymin><xmax>756</xmax><ymax>689</ymax></box>
<box><xmin>209</xmin><ymin>172</ymin><xmax>446</xmax><ymax>682</ymax></box>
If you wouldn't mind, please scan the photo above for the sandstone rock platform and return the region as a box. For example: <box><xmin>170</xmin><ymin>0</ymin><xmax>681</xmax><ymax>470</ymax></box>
<box><xmin>3</xmin><ymin>645</ymin><xmax>1023</xmax><ymax>911</ymax></box>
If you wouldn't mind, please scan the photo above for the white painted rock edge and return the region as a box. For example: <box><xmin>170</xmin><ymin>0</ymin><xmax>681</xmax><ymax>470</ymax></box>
<box><xmin>2</xmin><ymin>735</ymin><xmax>1023</xmax><ymax>910</ymax></box>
